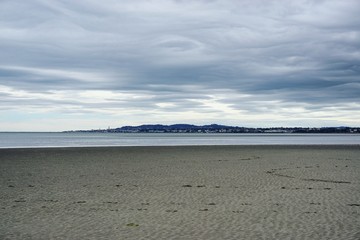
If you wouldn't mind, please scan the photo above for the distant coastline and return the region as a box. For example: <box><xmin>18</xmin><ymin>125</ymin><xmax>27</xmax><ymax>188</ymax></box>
<box><xmin>64</xmin><ymin>124</ymin><xmax>360</xmax><ymax>134</ymax></box>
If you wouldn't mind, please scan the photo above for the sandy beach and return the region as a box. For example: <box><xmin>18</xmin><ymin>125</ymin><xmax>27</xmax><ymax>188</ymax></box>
<box><xmin>1</xmin><ymin>145</ymin><xmax>359</xmax><ymax>240</ymax></box>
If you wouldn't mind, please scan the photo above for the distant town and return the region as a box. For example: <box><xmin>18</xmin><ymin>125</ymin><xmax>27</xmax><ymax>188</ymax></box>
<box><xmin>65</xmin><ymin>124</ymin><xmax>360</xmax><ymax>134</ymax></box>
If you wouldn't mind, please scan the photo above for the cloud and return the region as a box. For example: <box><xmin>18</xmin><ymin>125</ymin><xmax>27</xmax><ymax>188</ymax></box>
<box><xmin>0</xmin><ymin>0</ymin><xmax>359</xmax><ymax>130</ymax></box>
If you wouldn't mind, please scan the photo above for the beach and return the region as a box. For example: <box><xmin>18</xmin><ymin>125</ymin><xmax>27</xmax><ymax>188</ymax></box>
<box><xmin>1</xmin><ymin>145</ymin><xmax>359</xmax><ymax>239</ymax></box>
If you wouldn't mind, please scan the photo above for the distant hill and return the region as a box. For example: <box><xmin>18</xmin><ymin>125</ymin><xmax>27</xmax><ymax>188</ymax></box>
<box><xmin>116</xmin><ymin>124</ymin><xmax>238</xmax><ymax>132</ymax></box>
<box><xmin>64</xmin><ymin>124</ymin><xmax>360</xmax><ymax>134</ymax></box>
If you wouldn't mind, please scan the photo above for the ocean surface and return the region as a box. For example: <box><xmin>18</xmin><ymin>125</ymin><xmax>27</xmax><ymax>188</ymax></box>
<box><xmin>0</xmin><ymin>132</ymin><xmax>359</xmax><ymax>148</ymax></box>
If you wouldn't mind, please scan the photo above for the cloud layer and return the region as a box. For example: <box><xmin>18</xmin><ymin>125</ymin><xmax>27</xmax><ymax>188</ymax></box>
<box><xmin>1</xmin><ymin>0</ymin><xmax>359</xmax><ymax>130</ymax></box>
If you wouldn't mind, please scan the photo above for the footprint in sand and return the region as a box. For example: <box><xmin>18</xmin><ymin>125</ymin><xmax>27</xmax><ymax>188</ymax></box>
<box><xmin>166</xmin><ymin>209</ymin><xmax>178</xmax><ymax>213</ymax></box>
<box><xmin>348</xmin><ymin>204</ymin><xmax>360</xmax><ymax>206</ymax></box>
<box><xmin>199</xmin><ymin>208</ymin><xmax>209</xmax><ymax>211</ymax></box>
<box><xmin>126</xmin><ymin>223</ymin><xmax>139</xmax><ymax>227</ymax></box>
<box><xmin>241</xmin><ymin>203</ymin><xmax>252</xmax><ymax>206</ymax></box>
<box><xmin>232</xmin><ymin>210</ymin><xmax>244</xmax><ymax>213</ymax></box>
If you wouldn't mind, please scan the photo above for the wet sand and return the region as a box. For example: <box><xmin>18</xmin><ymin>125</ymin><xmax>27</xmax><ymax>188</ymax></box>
<box><xmin>1</xmin><ymin>145</ymin><xmax>360</xmax><ymax>239</ymax></box>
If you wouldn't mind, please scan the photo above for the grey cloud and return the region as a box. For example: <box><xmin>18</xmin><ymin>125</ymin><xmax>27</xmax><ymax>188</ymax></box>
<box><xmin>0</xmin><ymin>0</ymin><xmax>359</xmax><ymax>127</ymax></box>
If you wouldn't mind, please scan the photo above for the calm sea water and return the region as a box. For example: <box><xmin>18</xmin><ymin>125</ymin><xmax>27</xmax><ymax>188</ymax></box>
<box><xmin>0</xmin><ymin>132</ymin><xmax>359</xmax><ymax>148</ymax></box>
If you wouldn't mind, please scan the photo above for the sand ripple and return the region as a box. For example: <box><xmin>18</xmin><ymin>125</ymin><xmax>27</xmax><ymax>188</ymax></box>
<box><xmin>1</xmin><ymin>146</ymin><xmax>359</xmax><ymax>239</ymax></box>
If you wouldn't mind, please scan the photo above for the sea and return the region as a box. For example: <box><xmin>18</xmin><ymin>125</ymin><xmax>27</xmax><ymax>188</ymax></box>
<box><xmin>0</xmin><ymin>132</ymin><xmax>359</xmax><ymax>148</ymax></box>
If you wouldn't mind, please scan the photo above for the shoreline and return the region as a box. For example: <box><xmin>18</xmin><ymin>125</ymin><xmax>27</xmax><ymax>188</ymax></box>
<box><xmin>2</xmin><ymin>132</ymin><xmax>360</xmax><ymax>149</ymax></box>
<box><xmin>1</xmin><ymin>143</ymin><xmax>359</xmax><ymax>150</ymax></box>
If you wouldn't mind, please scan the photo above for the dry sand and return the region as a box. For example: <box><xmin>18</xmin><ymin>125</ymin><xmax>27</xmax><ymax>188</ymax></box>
<box><xmin>1</xmin><ymin>145</ymin><xmax>359</xmax><ymax>240</ymax></box>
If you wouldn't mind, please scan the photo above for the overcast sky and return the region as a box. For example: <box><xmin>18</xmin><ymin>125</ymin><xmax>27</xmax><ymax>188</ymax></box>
<box><xmin>1</xmin><ymin>0</ymin><xmax>359</xmax><ymax>131</ymax></box>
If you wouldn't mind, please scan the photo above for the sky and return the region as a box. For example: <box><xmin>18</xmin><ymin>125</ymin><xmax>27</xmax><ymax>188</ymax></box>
<box><xmin>0</xmin><ymin>0</ymin><xmax>359</xmax><ymax>131</ymax></box>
